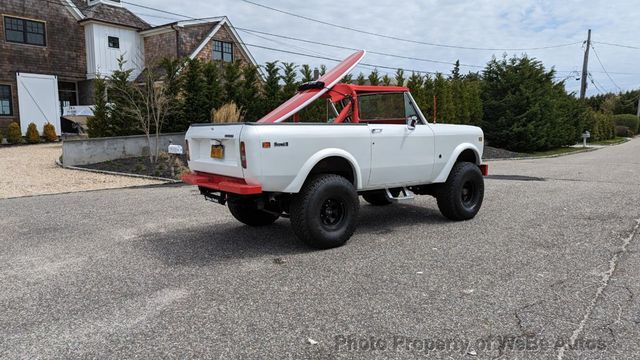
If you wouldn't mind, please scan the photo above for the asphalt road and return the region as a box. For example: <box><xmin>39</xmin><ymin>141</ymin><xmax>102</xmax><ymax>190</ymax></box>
<box><xmin>1</xmin><ymin>139</ymin><xmax>639</xmax><ymax>359</ymax></box>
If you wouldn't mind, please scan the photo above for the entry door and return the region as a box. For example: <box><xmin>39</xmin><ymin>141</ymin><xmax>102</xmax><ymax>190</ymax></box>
<box><xmin>368</xmin><ymin>124</ymin><xmax>435</xmax><ymax>187</ymax></box>
<box><xmin>16</xmin><ymin>73</ymin><xmax>61</xmax><ymax>135</ymax></box>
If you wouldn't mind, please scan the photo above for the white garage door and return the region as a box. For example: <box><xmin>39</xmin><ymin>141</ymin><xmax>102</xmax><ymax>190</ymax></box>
<box><xmin>16</xmin><ymin>73</ymin><xmax>61</xmax><ymax>135</ymax></box>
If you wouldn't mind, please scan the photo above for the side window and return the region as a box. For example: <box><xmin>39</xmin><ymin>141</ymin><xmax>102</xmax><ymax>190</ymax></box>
<box><xmin>358</xmin><ymin>93</ymin><xmax>407</xmax><ymax>123</ymax></box>
<box><xmin>404</xmin><ymin>93</ymin><xmax>420</xmax><ymax>121</ymax></box>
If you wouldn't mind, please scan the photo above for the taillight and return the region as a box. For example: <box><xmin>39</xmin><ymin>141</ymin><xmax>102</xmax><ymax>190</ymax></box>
<box><xmin>240</xmin><ymin>141</ymin><xmax>247</xmax><ymax>168</ymax></box>
<box><xmin>184</xmin><ymin>139</ymin><xmax>190</xmax><ymax>161</ymax></box>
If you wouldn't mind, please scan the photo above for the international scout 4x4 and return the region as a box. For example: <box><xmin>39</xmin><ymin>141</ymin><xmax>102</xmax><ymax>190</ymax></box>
<box><xmin>182</xmin><ymin>50</ymin><xmax>488</xmax><ymax>249</ymax></box>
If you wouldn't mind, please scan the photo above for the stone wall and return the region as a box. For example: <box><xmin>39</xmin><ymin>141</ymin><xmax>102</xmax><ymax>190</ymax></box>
<box><xmin>62</xmin><ymin>133</ymin><xmax>186</xmax><ymax>166</ymax></box>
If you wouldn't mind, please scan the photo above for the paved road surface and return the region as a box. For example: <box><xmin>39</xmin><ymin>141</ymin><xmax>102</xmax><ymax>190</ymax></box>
<box><xmin>1</xmin><ymin>139</ymin><xmax>639</xmax><ymax>359</ymax></box>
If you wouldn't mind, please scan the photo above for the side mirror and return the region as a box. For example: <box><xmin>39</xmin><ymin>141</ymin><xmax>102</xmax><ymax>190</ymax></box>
<box><xmin>407</xmin><ymin>115</ymin><xmax>418</xmax><ymax>130</ymax></box>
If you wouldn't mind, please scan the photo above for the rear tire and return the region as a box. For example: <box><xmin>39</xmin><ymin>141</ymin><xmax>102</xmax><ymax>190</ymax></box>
<box><xmin>290</xmin><ymin>174</ymin><xmax>359</xmax><ymax>249</ymax></box>
<box><xmin>436</xmin><ymin>162</ymin><xmax>484</xmax><ymax>221</ymax></box>
<box><xmin>227</xmin><ymin>198</ymin><xmax>279</xmax><ymax>226</ymax></box>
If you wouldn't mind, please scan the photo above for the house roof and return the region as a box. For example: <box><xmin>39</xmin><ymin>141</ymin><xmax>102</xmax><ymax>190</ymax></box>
<box><xmin>68</xmin><ymin>0</ymin><xmax>150</xmax><ymax>30</ymax></box>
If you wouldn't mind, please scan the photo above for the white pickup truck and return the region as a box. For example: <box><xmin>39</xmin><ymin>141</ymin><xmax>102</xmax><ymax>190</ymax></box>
<box><xmin>182</xmin><ymin>51</ymin><xmax>488</xmax><ymax>248</ymax></box>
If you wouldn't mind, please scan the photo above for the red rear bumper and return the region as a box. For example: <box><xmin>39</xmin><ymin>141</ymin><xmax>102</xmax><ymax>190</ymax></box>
<box><xmin>181</xmin><ymin>172</ymin><xmax>262</xmax><ymax>195</ymax></box>
<box><xmin>480</xmin><ymin>164</ymin><xmax>489</xmax><ymax>176</ymax></box>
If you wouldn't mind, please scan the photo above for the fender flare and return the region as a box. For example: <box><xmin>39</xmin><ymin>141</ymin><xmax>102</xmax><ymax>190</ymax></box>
<box><xmin>282</xmin><ymin>148</ymin><xmax>363</xmax><ymax>193</ymax></box>
<box><xmin>433</xmin><ymin>143</ymin><xmax>482</xmax><ymax>183</ymax></box>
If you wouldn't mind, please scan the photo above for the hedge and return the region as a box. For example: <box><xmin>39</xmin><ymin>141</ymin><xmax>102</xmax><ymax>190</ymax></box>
<box><xmin>612</xmin><ymin>114</ymin><xmax>639</xmax><ymax>135</ymax></box>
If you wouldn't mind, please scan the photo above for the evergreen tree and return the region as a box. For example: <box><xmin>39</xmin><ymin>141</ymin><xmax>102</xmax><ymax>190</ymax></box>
<box><xmin>368</xmin><ymin>69</ymin><xmax>380</xmax><ymax>86</ymax></box>
<box><xmin>87</xmin><ymin>75</ymin><xmax>111</xmax><ymax>137</ymax></box>
<box><xmin>300</xmin><ymin>64</ymin><xmax>314</xmax><ymax>82</ymax></box>
<box><xmin>263</xmin><ymin>61</ymin><xmax>281</xmax><ymax>113</ymax></box>
<box><xmin>182</xmin><ymin>58</ymin><xmax>209</xmax><ymax>125</ymax></box>
<box><xmin>281</xmin><ymin>62</ymin><xmax>298</xmax><ymax>99</ymax></box>
<box><xmin>342</xmin><ymin>73</ymin><xmax>354</xmax><ymax>84</ymax></box>
<box><xmin>382</xmin><ymin>74</ymin><xmax>391</xmax><ymax>86</ymax></box>
<box><xmin>159</xmin><ymin>58</ymin><xmax>184</xmax><ymax>132</ymax></box>
<box><xmin>108</xmin><ymin>57</ymin><xmax>139</xmax><ymax>135</ymax></box>
<box><xmin>223</xmin><ymin>60</ymin><xmax>242</xmax><ymax>105</ymax></box>
<box><xmin>202</xmin><ymin>60</ymin><xmax>223</xmax><ymax>115</ymax></box>
<box><xmin>482</xmin><ymin>55</ymin><xmax>582</xmax><ymax>151</ymax></box>
<box><xmin>356</xmin><ymin>72</ymin><xmax>366</xmax><ymax>85</ymax></box>
<box><xmin>240</xmin><ymin>64</ymin><xmax>260</xmax><ymax>120</ymax></box>
<box><xmin>433</xmin><ymin>72</ymin><xmax>453</xmax><ymax>123</ymax></box>
<box><xmin>395</xmin><ymin>69</ymin><xmax>406</xmax><ymax>87</ymax></box>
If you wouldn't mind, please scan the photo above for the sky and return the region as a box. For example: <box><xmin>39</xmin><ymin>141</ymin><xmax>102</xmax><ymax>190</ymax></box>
<box><xmin>128</xmin><ymin>0</ymin><xmax>640</xmax><ymax>96</ymax></box>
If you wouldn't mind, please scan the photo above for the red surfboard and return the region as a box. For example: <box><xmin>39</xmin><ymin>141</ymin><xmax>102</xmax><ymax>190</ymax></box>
<box><xmin>257</xmin><ymin>50</ymin><xmax>366</xmax><ymax>123</ymax></box>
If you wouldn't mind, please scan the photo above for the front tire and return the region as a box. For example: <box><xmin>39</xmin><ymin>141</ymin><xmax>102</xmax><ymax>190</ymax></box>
<box><xmin>290</xmin><ymin>174</ymin><xmax>359</xmax><ymax>249</ymax></box>
<box><xmin>227</xmin><ymin>197</ymin><xmax>279</xmax><ymax>226</ymax></box>
<box><xmin>436</xmin><ymin>162</ymin><xmax>484</xmax><ymax>221</ymax></box>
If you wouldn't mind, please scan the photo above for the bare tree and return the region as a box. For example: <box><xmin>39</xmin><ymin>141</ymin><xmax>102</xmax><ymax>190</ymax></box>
<box><xmin>110</xmin><ymin>57</ymin><xmax>172</xmax><ymax>163</ymax></box>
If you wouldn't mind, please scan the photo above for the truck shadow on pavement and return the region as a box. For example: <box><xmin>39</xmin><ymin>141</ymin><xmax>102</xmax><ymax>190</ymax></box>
<box><xmin>137</xmin><ymin>203</ymin><xmax>448</xmax><ymax>266</ymax></box>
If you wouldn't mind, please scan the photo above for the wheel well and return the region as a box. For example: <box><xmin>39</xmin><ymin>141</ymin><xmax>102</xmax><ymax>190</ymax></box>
<box><xmin>456</xmin><ymin>149</ymin><xmax>478</xmax><ymax>164</ymax></box>
<box><xmin>308</xmin><ymin>156</ymin><xmax>356</xmax><ymax>185</ymax></box>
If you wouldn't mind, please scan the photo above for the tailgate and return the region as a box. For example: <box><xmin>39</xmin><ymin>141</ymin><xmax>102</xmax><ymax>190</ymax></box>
<box><xmin>185</xmin><ymin>124</ymin><xmax>245</xmax><ymax>178</ymax></box>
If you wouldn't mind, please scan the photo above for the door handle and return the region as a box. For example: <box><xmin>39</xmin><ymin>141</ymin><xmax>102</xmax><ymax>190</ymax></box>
<box><xmin>371</xmin><ymin>128</ymin><xmax>383</xmax><ymax>134</ymax></box>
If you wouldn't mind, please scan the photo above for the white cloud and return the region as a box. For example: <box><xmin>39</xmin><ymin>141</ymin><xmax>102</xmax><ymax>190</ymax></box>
<box><xmin>133</xmin><ymin>0</ymin><xmax>640</xmax><ymax>95</ymax></box>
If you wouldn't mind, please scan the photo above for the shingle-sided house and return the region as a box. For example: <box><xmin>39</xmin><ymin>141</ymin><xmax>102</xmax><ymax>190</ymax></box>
<box><xmin>0</xmin><ymin>0</ymin><xmax>258</xmax><ymax>135</ymax></box>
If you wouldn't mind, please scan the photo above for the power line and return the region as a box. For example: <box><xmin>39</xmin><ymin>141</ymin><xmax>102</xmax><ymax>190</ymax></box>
<box><xmin>240</xmin><ymin>0</ymin><xmax>583</xmax><ymax>51</ymax></box>
<box><xmin>236</xmin><ymin>27</ymin><xmax>485</xmax><ymax>68</ymax></box>
<box><xmin>593</xmin><ymin>41</ymin><xmax>640</xmax><ymax>50</ymax></box>
<box><xmin>588</xmin><ymin>73</ymin><xmax>608</xmax><ymax>94</ymax></box>
<box><xmin>590</xmin><ymin>45</ymin><xmax>622</xmax><ymax>92</ymax></box>
<box><xmin>241</xmin><ymin>42</ymin><xmax>439</xmax><ymax>75</ymax></box>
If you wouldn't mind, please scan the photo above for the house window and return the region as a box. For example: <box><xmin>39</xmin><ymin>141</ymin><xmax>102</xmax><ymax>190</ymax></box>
<box><xmin>4</xmin><ymin>16</ymin><xmax>46</xmax><ymax>46</ymax></box>
<box><xmin>108</xmin><ymin>36</ymin><xmax>119</xmax><ymax>49</ymax></box>
<box><xmin>213</xmin><ymin>40</ymin><xmax>233</xmax><ymax>62</ymax></box>
<box><xmin>0</xmin><ymin>85</ymin><xmax>12</xmax><ymax>116</ymax></box>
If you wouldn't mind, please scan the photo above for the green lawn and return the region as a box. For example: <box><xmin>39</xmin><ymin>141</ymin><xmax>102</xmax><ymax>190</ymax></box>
<box><xmin>588</xmin><ymin>137</ymin><xmax>629</xmax><ymax>145</ymax></box>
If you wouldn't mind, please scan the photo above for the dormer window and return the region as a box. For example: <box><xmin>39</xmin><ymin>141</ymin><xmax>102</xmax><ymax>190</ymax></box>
<box><xmin>108</xmin><ymin>36</ymin><xmax>119</xmax><ymax>48</ymax></box>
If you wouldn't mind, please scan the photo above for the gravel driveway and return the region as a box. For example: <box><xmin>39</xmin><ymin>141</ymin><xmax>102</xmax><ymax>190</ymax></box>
<box><xmin>0</xmin><ymin>143</ymin><xmax>163</xmax><ymax>199</ymax></box>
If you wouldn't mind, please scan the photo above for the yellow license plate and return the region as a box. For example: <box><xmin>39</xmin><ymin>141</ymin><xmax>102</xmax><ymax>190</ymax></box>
<box><xmin>210</xmin><ymin>145</ymin><xmax>224</xmax><ymax>159</ymax></box>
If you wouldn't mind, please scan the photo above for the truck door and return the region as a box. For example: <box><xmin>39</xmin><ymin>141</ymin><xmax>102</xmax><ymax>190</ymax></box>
<box><xmin>365</xmin><ymin>92</ymin><xmax>435</xmax><ymax>188</ymax></box>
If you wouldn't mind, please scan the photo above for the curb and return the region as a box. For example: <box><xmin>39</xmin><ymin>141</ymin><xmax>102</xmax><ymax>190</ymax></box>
<box><xmin>56</xmin><ymin>160</ymin><xmax>182</xmax><ymax>183</ymax></box>
<box><xmin>485</xmin><ymin>147</ymin><xmax>599</xmax><ymax>162</ymax></box>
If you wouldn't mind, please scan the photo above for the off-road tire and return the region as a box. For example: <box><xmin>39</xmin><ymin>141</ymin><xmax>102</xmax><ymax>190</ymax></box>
<box><xmin>227</xmin><ymin>198</ymin><xmax>279</xmax><ymax>226</ymax></box>
<box><xmin>436</xmin><ymin>162</ymin><xmax>484</xmax><ymax>221</ymax></box>
<box><xmin>290</xmin><ymin>174</ymin><xmax>359</xmax><ymax>249</ymax></box>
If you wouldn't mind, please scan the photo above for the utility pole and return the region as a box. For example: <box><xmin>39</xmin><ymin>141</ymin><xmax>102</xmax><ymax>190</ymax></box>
<box><xmin>580</xmin><ymin>29</ymin><xmax>592</xmax><ymax>99</ymax></box>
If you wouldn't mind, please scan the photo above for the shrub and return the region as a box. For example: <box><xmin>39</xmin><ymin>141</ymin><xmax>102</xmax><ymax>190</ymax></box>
<box><xmin>7</xmin><ymin>122</ymin><xmax>22</xmax><ymax>144</ymax></box>
<box><xmin>43</xmin><ymin>122</ymin><xmax>58</xmax><ymax>142</ymax></box>
<box><xmin>615</xmin><ymin>125</ymin><xmax>633</xmax><ymax>138</ymax></box>
<box><xmin>26</xmin><ymin>122</ymin><xmax>40</xmax><ymax>144</ymax></box>
<box><xmin>587</xmin><ymin>111</ymin><xmax>616</xmax><ymax>141</ymax></box>
<box><xmin>612</xmin><ymin>114</ymin><xmax>639</xmax><ymax>134</ymax></box>
<box><xmin>211</xmin><ymin>102</ymin><xmax>244</xmax><ymax>123</ymax></box>
<box><xmin>0</xmin><ymin>128</ymin><xmax>4</xmax><ymax>144</ymax></box>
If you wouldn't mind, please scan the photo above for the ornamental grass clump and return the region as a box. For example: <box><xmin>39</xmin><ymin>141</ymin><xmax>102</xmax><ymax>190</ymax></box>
<box><xmin>211</xmin><ymin>102</ymin><xmax>244</xmax><ymax>123</ymax></box>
